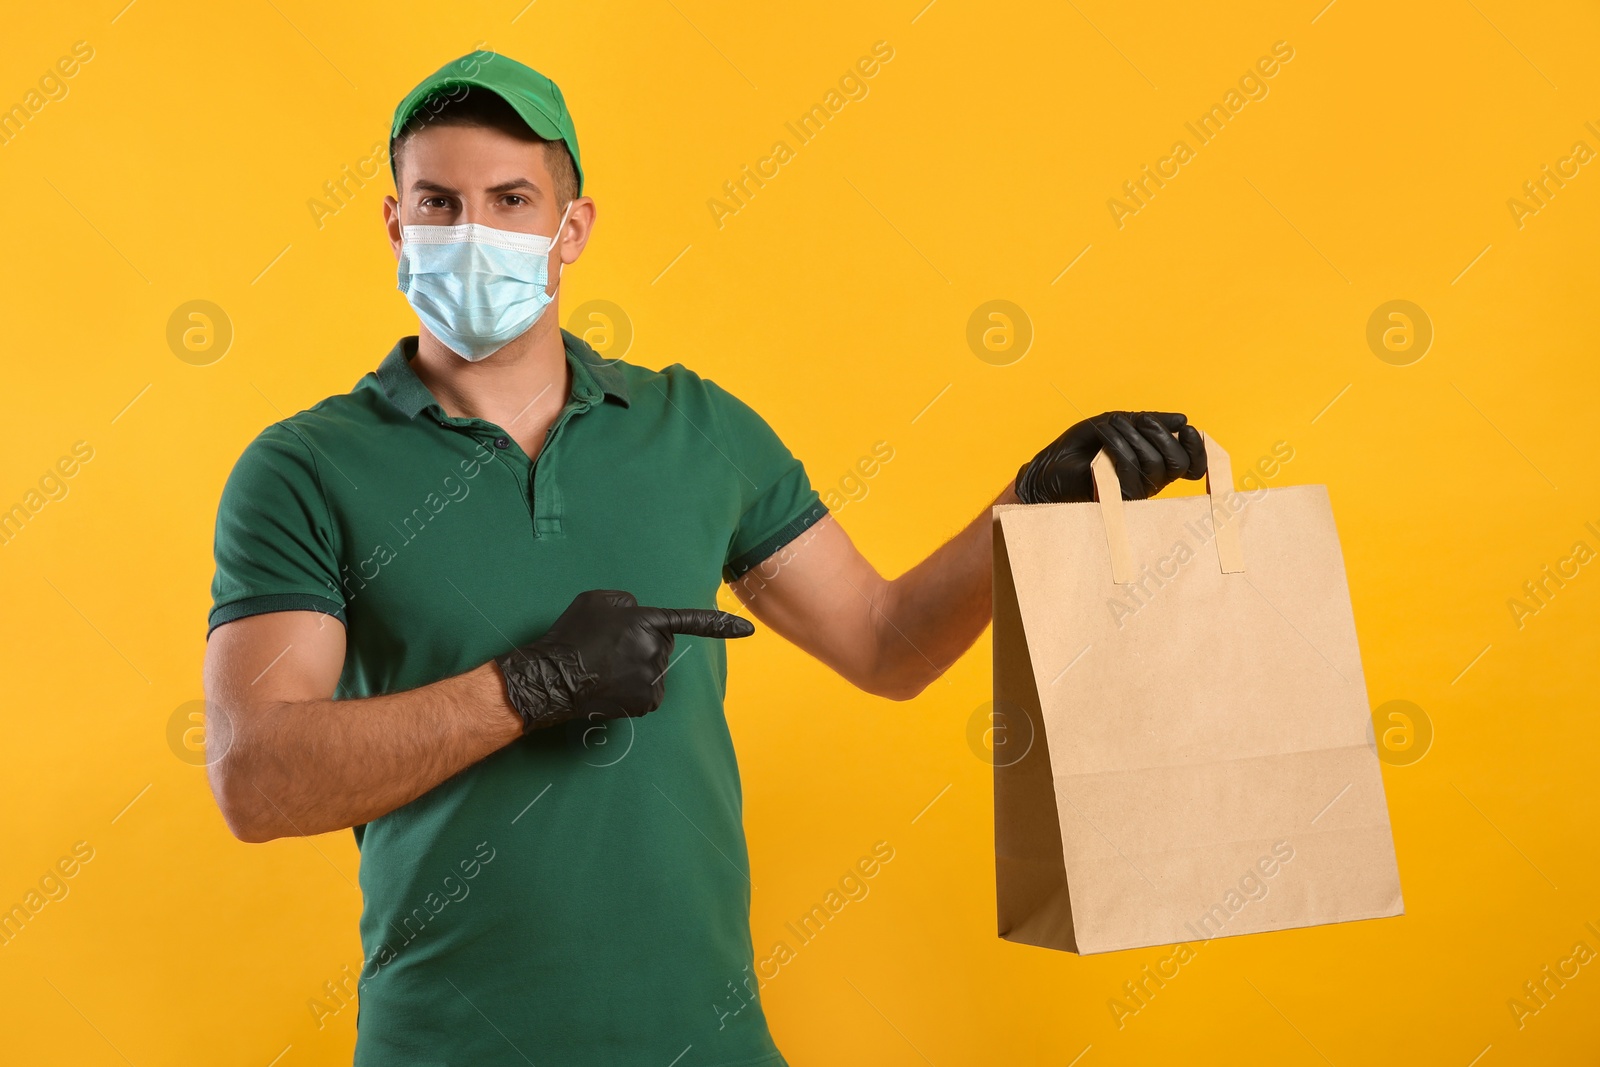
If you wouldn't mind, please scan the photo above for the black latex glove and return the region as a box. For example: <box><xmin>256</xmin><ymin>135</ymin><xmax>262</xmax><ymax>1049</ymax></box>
<box><xmin>494</xmin><ymin>589</ymin><xmax>755</xmax><ymax>733</ymax></box>
<box><xmin>1015</xmin><ymin>411</ymin><xmax>1207</xmax><ymax>503</ymax></box>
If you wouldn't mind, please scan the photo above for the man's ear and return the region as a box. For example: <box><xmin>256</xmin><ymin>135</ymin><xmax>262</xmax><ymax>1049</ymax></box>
<box><xmin>559</xmin><ymin>197</ymin><xmax>596</xmax><ymax>266</ymax></box>
<box><xmin>545</xmin><ymin>197</ymin><xmax>595</xmax><ymax>296</ymax></box>
<box><xmin>382</xmin><ymin>195</ymin><xmax>402</xmax><ymax>261</ymax></box>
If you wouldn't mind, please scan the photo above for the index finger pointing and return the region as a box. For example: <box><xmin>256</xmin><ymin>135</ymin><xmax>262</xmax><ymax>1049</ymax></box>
<box><xmin>638</xmin><ymin>607</ymin><xmax>757</xmax><ymax>639</ymax></box>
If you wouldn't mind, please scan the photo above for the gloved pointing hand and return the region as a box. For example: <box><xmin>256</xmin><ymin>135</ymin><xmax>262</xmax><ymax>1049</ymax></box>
<box><xmin>1015</xmin><ymin>411</ymin><xmax>1207</xmax><ymax>504</ymax></box>
<box><xmin>495</xmin><ymin>589</ymin><xmax>755</xmax><ymax>733</ymax></box>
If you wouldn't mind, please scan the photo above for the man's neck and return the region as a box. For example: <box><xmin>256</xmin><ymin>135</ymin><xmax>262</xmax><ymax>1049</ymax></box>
<box><xmin>411</xmin><ymin>317</ymin><xmax>571</xmax><ymax>440</ymax></box>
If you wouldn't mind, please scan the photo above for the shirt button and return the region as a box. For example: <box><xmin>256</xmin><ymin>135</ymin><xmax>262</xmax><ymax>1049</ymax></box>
<box><xmin>493</xmin><ymin>436</ymin><xmax>510</xmax><ymax>450</ymax></box>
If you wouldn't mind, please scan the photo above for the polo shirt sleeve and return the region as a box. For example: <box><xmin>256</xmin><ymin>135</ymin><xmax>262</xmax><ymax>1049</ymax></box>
<box><xmin>705</xmin><ymin>379</ymin><xmax>828</xmax><ymax>583</ymax></box>
<box><xmin>207</xmin><ymin>421</ymin><xmax>346</xmax><ymax>637</ymax></box>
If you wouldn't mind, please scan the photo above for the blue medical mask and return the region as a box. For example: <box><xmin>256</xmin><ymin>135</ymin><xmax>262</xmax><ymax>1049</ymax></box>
<box><xmin>396</xmin><ymin>200</ymin><xmax>575</xmax><ymax>361</ymax></box>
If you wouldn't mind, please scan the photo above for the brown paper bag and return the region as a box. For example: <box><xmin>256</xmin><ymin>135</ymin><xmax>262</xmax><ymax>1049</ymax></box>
<box><xmin>992</xmin><ymin>434</ymin><xmax>1402</xmax><ymax>955</ymax></box>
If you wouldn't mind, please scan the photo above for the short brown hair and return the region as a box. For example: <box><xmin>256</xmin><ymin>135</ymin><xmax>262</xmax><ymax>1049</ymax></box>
<box><xmin>389</xmin><ymin>88</ymin><xmax>578</xmax><ymax>207</ymax></box>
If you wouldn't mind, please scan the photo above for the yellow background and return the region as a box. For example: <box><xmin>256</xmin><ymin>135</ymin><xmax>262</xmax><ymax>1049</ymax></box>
<box><xmin>2</xmin><ymin>0</ymin><xmax>1596</xmax><ymax>1063</ymax></box>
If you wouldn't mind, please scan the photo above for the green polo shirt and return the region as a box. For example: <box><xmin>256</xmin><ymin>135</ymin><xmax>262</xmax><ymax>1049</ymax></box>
<box><xmin>208</xmin><ymin>331</ymin><xmax>826</xmax><ymax>1066</ymax></box>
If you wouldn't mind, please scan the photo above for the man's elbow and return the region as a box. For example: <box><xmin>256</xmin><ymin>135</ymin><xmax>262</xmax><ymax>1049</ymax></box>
<box><xmin>223</xmin><ymin>816</ymin><xmax>278</xmax><ymax>844</ymax></box>
<box><xmin>207</xmin><ymin>757</ymin><xmax>281</xmax><ymax>843</ymax></box>
<box><xmin>859</xmin><ymin>664</ymin><xmax>939</xmax><ymax>702</ymax></box>
<box><xmin>213</xmin><ymin>791</ymin><xmax>279</xmax><ymax>843</ymax></box>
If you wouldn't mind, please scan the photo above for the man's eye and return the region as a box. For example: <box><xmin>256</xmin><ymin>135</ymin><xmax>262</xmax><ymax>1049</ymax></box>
<box><xmin>422</xmin><ymin>197</ymin><xmax>451</xmax><ymax>209</ymax></box>
<box><xmin>503</xmin><ymin>195</ymin><xmax>525</xmax><ymax>206</ymax></box>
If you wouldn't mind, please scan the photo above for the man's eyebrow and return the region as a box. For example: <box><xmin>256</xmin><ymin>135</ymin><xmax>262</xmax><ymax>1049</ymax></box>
<box><xmin>485</xmin><ymin>178</ymin><xmax>541</xmax><ymax>195</ymax></box>
<box><xmin>410</xmin><ymin>179</ymin><xmax>459</xmax><ymax>195</ymax></box>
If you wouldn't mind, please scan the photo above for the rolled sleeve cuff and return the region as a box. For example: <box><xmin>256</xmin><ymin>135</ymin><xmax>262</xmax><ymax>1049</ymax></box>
<box><xmin>207</xmin><ymin>593</ymin><xmax>347</xmax><ymax>639</ymax></box>
<box><xmin>723</xmin><ymin>501</ymin><xmax>830</xmax><ymax>583</ymax></box>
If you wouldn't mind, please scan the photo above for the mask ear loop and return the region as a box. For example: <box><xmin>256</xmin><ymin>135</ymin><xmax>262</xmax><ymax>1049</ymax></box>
<box><xmin>548</xmin><ymin>199</ymin><xmax>576</xmax><ymax>294</ymax></box>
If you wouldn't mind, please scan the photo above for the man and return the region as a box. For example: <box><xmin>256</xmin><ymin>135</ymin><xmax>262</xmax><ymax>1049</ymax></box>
<box><xmin>203</xmin><ymin>50</ymin><xmax>1208</xmax><ymax>1065</ymax></box>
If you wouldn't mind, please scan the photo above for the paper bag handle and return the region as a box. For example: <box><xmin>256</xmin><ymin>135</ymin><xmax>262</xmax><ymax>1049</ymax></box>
<box><xmin>1089</xmin><ymin>431</ymin><xmax>1245</xmax><ymax>585</ymax></box>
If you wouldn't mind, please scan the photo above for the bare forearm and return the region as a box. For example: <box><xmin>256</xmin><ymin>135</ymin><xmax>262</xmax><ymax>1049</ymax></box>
<box><xmin>875</xmin><ymin>480</ymin><xmax>1019</xmax><ymax>697</ymax></box>
<box><xmin>213</xmin><ymin>662</ymin><xmax>522</xmax><ymax>841</ymax></box>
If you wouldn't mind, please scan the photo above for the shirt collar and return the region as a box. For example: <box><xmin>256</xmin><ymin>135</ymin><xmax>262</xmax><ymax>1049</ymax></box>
<box><xmin>376</xmin><ymin>329</ymin><xmax>630</xmax><ymax>419</ymax></box>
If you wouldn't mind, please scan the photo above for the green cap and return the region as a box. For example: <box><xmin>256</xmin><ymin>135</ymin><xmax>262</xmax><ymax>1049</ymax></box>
<box><xmin>390</xmin><ymin>51</ymin><xmax>584</xmax><ymax>195</ymax></box>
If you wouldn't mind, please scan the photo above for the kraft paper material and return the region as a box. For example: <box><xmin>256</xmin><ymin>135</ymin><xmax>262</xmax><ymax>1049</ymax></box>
<box><xmin>993</xmin><ymin>436</ymin><xmax>1403</xmax><ymax>955</ymax></box>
